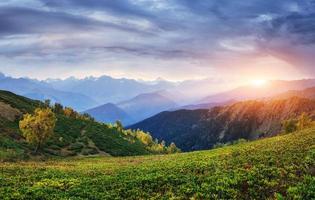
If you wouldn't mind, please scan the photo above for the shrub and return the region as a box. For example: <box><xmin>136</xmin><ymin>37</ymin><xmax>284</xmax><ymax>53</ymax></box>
<box><xmin>68</xmin><ymin>143</ymin><xmax>84</xmax><ymax>152</ymax></box>
<box><xmin>297</xmin><ymin>112</ymin><xmax>312</xmax><ymax>131</ymax></box>
<box><xmin>82</xmin><ymin>148</ymin><xmax>98</xmax><ymax>155</ymax></box>
<box><xmin>282</xmin><ymin>119</ymin><xmax>297</xmax><ymax>134</ymax></box>
<box><xmin>167</xmin><ymin>142</ymin><xmax>181</xmax><ymax>153</ymax></box>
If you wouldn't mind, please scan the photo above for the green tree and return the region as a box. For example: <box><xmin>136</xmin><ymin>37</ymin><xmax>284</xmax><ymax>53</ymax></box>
<box><xmin>19</xmin><ymin>108</ymin><xmax>56</xmax><ymax>153</ymax></box>
<box><xmin>115</xmin><ymin>120</ymin><xmax>123</xmax><ymax>132</ymax></box>
<box><xmin>161</xmin><ymin>140</ymin><xmax>166</xmax><ymax>147</ymax></box>
<box><xmin>53</xmin><ymin>103</ymin><xmax>63</xmax><ymax>114</ymax></box>
<box><xmin>81</xmin><ymin>113</ymin><xmax>94</xmax><ymax>121</ymax></box>
<box><xmin>297</xmin><ymin>113</ymin><xmax>312</xmax><ymax>130</ymax></box>
<box><xmin>283</xmin><ymin>119</ymin><xmax>297</xmax><ymax>134</ymax></box>
<box><xmin>44</xmin><ymin>99</ymin><xmax>51</xmax><ymax>108</ymax></box>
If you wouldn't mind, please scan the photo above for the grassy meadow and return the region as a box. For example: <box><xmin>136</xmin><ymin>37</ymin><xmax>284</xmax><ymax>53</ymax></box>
<box><xmin>1</xmin><ymin>127</ymin><xmax>315</xmax><ymax>199</ymax></box>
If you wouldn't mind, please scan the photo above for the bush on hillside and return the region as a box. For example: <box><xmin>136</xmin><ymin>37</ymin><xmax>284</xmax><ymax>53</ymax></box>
<box><xmin>167</xmin><ymin>142</ymin><xmax>181</xmax><ymax>153</ymax></box>
<box><xmin>283</xmin><ymin>119</ymin><xmax>298</xmax><ymax>133</ymax></box>
<box><xmin>213</xmin><ymin>138</ymin><xmax>248</xmax><ymax>149</ymax></box>
<box><xmin>297</xmin><ymin>112</ymin><xmax>312</xmax><ymax>130</ymax></box>
<box><xmin>63</xmin><ymin>107</ymin><xmax>78</xmax><ymax>118</ymax></box>
<box><xmin>53</xmin><ymin>103</ymin><xmax>64</xmax><ymax>114</ymax></box>
<box><xmin>120</xmin><ymin>128</ymin><xmax>181</xmax><ymax>154</ymax></box>
<box><xmin>282</xmin><ymin>113</ymin><xmax>313</xmax><ymax>134</ymax></box>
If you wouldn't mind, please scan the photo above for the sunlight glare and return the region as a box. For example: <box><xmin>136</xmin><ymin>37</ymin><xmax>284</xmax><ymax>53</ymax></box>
<box><xmin>251</xmin><ymin>79</ymin><xmax>267</xmax><ymax>87</ymax></box>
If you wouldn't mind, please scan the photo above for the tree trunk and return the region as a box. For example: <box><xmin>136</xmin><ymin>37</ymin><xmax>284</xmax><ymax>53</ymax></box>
<box><xmin>34</xmin><ymin>142</ymin><xmax>41</xmax><ymax>154</ymax></box>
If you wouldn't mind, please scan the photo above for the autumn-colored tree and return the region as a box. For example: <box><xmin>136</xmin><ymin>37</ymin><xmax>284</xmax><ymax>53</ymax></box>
<box><xmin>64</xmin><ymin>107</ymin><xmax>77</xmax><ymax>118</ymax></box>
<box><xmin>115</xmin><ymin>120</ymin><xmax>123</xmax><ymax>132</ymax></box>
<box><xmin>297</xmin><ymin>112</ymin><xmax>312</xmax><ymax>130</ymax></box>
<box><xmin>167</xmin><ymin>142</ymin><xmax>181</xmax><ymax>154</ymax></box>
<box><xmin>136</xmin><ymin>130</ymin><xmax>153</xmax><ymax>146</ymax></box>
<box><xmin>19</xmin><ymin>108</ymin><xmax>56</xmax><ymax>153</ymax></box>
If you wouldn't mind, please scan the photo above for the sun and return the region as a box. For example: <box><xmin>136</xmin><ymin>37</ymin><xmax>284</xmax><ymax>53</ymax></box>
<box><xmin>251</xmin><ymin>79</ymin><xmax>267</xmax><ymax>87</ymax></box>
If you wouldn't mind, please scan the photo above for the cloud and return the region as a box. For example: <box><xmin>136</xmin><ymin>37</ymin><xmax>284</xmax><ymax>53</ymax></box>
<box><xmin>0</xmin><ymin>0</ymin><xmax>315</xmax><ymax>81</ymax></box>
<box><xmin>0</xmin><ymin>6</ymin><xmax>156</xmax><ymax>36</ymax></box>
<box><xmin>40</xmin><ymin>0</ymin><xmax>154</xmax><ymax>18</ymax></box>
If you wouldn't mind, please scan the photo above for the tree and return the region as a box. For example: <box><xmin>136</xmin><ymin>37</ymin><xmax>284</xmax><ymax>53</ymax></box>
<box><xmin>115</xmin><ymin>120</ymin><xmax>123</xmax><ymax>131</ymax></box>
<box><xmin>44</xmin><ymin>99</ymin><xmax>51</xmax><ymax>108</ymax></box>
<box><xmin>53</xmin><ymin>103</ymin><xmax>63</xmax><ymax>114</ymax></box>
<box><xmin>64</xmin><ymin>107</ymin><xmax>77</xmax><ymax>118</ymax></box>
<box><xmin>297</xmin><ymin>113</ymin><xmax>312</xmax><ymax>130</ymax></box>
<box><xmin>136</xmin><ymin>130</ymin><xmax>153</xmax><ymax>146</ymax></box>
<box><xmin>19</xmin><ymin>108</ymin><xmax>56</xmax><ymax>153</ymax></box>
<box><xmin>161</xmin><ymin>140</ymin><xmax>166</xmax><ymax>147</ymax></box>
<box><xmin>283</xmin><ymin>119</ymin><xmax>297</xmax><ymax>134</ymax></box>
<box><xmin>167</xmin><ymin>142</ymin><xmax>181</xmax><ymax>154</ymax></box>
<box><xmin>81</xmin><ymin>113</ymin><xmax>94</xmax><ymax>121</ymax></box>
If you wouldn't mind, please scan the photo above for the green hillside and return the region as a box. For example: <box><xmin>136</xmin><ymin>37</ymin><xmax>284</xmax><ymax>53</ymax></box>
<box><xmin>0</xmin><ymin>90</ymin><xmax>43</xmax><ymax>113</ymax></box>
<box><xmin>1</xmin><ymin>127</ymin><xmax>314</xmax><ymax>199</ymax></box>
<box><xmin>0</xmin><ymin>90</ymin><xmax>175</xmax><ymax>161</ymax></box>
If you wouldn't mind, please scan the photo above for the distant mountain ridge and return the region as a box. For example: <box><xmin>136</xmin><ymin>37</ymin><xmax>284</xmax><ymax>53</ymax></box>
<box><xmin>176</xmin><ymin>99</ymin><xmax>236</xmax><ymax>110</ymax></box>
<box><xmin>0</xmin><ymin>75</ymin><xmax>97</xmax><ymax>111</ymax></box>
<box><xmin>0</xmin><ymin>73</ymin><xmax>179</xmax><ymax>112</ymax></box>
<box><xmin>129</xmin><ymin>95</ymin><xmax>315</xmax><ymax>151</ymax></box>
<box><xmin>85</xmin><ymin>91</ymin><xmax>177</xmax><ymax>125</ymax></box>
<box><xmin>272</xmin><ymin>86</ymin><xmax>315</xmax><ymax>100</ymax></box>
<box><xmin>47</xmin><ymin>75</ymin><xmax>175</xmax><ymax>104</ymax></box>
<box><xmin>84</xmin><ymin>103</ymin><xmax>133</xmax><ymax>125</ymax></box>
<box><xmin>3</xmin><ymin>72</ymin><xmax>315</xmax><ymax>124</ymax></box>
<box><xmin>200</xmin><ymin>79</ymin><xmax>315</xmax><ymax>103</ymax></box>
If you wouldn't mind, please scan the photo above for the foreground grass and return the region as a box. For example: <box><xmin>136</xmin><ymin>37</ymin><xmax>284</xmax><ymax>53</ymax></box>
<box><xmin>1</xmin><ymin>128</ymin><xmax>315</xmax><ymax>199</ymax></box>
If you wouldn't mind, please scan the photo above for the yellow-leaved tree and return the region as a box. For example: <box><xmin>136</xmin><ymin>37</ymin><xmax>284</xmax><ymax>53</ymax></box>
<box><xmin>19</xmin><ymin>108</ymin><xmax>56</xmax><ymax>153</ymax></box>
<box><xmin>297</xmin><ymin>112</ymin><xmax>312</xmax><ymax>131</ymax></box>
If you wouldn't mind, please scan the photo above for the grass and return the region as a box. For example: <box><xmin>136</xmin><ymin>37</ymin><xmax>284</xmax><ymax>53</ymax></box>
<box><xmin>1</xmin><ymin>127</ymin><xmax>315</xmax><ymax>199</ymax></box>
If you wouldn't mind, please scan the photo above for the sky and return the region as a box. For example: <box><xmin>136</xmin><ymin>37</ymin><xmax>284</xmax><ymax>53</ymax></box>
<box><xmin>0</xmin><ymin>0</ymin><xmax>315</xmax><ymax>82</ymax></box>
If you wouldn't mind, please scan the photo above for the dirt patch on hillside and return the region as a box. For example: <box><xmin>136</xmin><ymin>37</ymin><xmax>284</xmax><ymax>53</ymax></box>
<box><xmin>0</xmin><ymin>101</ymin><xmax>22</xmax><ymax>121</ymax></box>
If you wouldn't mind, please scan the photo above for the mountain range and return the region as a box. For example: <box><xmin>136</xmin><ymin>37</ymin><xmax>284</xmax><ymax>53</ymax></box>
<box><xmin>0</xmin><ymin>74</ymin><xmax>97</xmax><ymax>111</ymax></box>
<box><xmin>2</xmin><ymin>84</ymin><xmax>315</xmax><ymax>156</ymax></box>
<box><xmin>84</xmin><ymin>92</ymin><xmax>177</xmax><ymax>125</ymax></box>
<box><xmin>200</xmin><ymin>79</ymin><xmax>315</xmax><ymax>103</ymax></box>
<box><xmin>47</xmin><ymin>75</ymin><xmax>175</xmax><ymax>104</ymax></box>
<box><xmin>1</xmin><ymin>73</ymin><xmax>228</xmax><ymax>125</ymax></box>
<box><xmin>273</xmin><ymin>86</ymin><xmax>315</xmax><ymax>100</ymax></box>
<box><xmin>83</xmin><ymin>103</ymin><xmax>133</xmax><ymax>125</ymax></box>
<box><xmin>3</xmin><ymin>71</ymin><xmax>315</xmax><ymax>126</ymax></box>
<box><xmin>177</xmin><ymin>99</ymin><xmax>237</xmax><ymax>110</ymax></box>
<box><xmin>129</xmin><ymin>87</ymin><xmax>315</xmax><ymax>151</ymax></box>
<box><xmin>82</xmin><ymin>78</ymin><xmax>315</xmax><ymax>125</ymax></box>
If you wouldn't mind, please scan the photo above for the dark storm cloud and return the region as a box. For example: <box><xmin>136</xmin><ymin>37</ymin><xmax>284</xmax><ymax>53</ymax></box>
<box><xmin>269</xmin><ymin>12</ymin><xmax>315</xmax><ymax>44</ymax></box>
